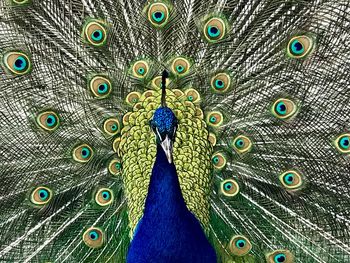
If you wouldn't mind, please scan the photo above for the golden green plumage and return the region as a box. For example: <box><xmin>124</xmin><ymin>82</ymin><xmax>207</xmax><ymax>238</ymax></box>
<box><xmin>119</xmin><ymin>87</ymin><xmax>213</xmax><ymax>233</ymax></box>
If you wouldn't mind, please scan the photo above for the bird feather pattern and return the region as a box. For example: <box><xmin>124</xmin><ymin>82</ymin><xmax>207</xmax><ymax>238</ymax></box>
<box><xmin>0</xmin><ymin>0</ymin><xmax>350</xmax><ymax>262</ymax></box>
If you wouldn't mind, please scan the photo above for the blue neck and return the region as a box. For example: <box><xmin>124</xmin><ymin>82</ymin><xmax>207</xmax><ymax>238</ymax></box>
<box><xmin>143</xmin><ymin>144</ymin><xmax>187</xmax><ymax>218</ymax></box>
<box><xmin>127</xmin><ymin>144</ymin><xmax>217</xmax><ymax>263</ymax></box>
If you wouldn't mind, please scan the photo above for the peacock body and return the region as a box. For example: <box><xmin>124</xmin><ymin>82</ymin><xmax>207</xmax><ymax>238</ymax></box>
<box><xmin>0</xmin><ymin>0</ymin><xmax>350</xmax><ymax>262</ymax></box>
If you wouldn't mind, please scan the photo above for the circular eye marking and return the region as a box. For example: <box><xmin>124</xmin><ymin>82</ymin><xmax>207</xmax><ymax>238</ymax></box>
<box><xmin>171</xmin><ymin>57</ymin><xmax>191</xmax><ymax>76</ymax></box>
<box><xmin>89</xmin><ymin>76</ymin><xmax>112</xmax><ymax>98</ymax></box>
<box><xmin>3</xmin><ymin>51</ymin><xmax>31</xmax><ymax>75</ymax></box>
<box><xmin>151</xmin><ymin>76</ymin><xmax>171</xmax><ymax>89</ymax></box>
<box><xmin>208</xmin><ymin>132</ymin><xmax>217</xmax><ymax>146</ymax></box>
<box><xmin>126</xmin><ymin>91</ymin><xmax>141</xmax><ymax>106</ymax></box>
<box><xmin>108</xmin><ymin>158</ymin><xmax>122</xmax><ymax>176</ymax></box>
<box><xmin>83</xmin><ymin>227</ymin><xmax>104</xmax><ymax>248</ymax></box>
<box><xmin>72</xmin><ymin>144</ymin><xmax>93</xmax><ymax>163</ymax></box>
<box><xmin>147</xmin><ymin>2</ymin><xmax>170</xmax><ymax>27</ymax></box>
<box><xmin>206</xmin><ymin>111</ymin><xmax>223</xmax><ymax>128</ymax></box>
<box><xmin>184</xmin><ymin>88</ymin><xmax>200</xmax><ymax>104</ymax></box>
<box><xmin>271</xmin><ymin>98</ymin><xmax>297</xmax><ymax>120</ymax></box>
<box><xmin>211</xmin><ymin>73</ymin><xmax>231</xmax><ymax>93</ymax></box>
<box><xmin>95</xmin><ymin>188</ymin><xmax>114</xmax><ymax>206</ymax></box>
<box><xmin>228</xmin><ymin>235</ymin><xmax>252</xmax><ymax>256</ymax></box>
<box><xmin>287</xmin><ymin>35</ymin><xmax>314</xmax><ymax>59</ymax></box>
<box><xmin>103</xmin><ymin>117</ymin><xmax>120</xmax><ymax>136</ymax></box>
<box><xmin>232</xmin><ymin>135</ymin><xmax>252</xmax><ymax>154</ymax></box>
<box><xmin>334</xmin><ymin>133</ymin><xmax>350</xmax><ymax>154</ymax></box>
<box><xmin>279</xmin><ymin>170</ymin><xmax>303</xmax><ymax>190</ymax></box>
<box><xmin>30</xmin><ymin>186</ymin><xmax>53</xmax><ymax>205</ymax></box>
<box><xmin>204</xmin><ymin>17</ymin><xmax>226</xmax><ymax>42</ymax></box>
<box><xmin>132</xmin><ymin>60</ymin><xmax>149</xmax><ymax>79</ymax></box>
<box><xmin>212</xmin><ymin>152</ymin><xmax>226</xmax><ymax>170</ymax></box>
<box><xmin>220</xmin><ymin>179</ymin><xmax>239</xmax><ymax>197</ymax></box>
<box><xmin>83</xmin><ymin>20</ymin><xmax>107</xmax><ymax>47</ymax></box>
<box><xmin>266</xmin><ymin>250</ymin><xmax>294</xmax><ymax>263</ymax></box>
<box><xmin>36</xmin><ymin>111</ymin><xmax>60</xmax><ymax>132</ymax></box>
<box><xmin>12</xmin><ymin>0</ymin><xmax>30</xmax><ymax>4</ymax></box>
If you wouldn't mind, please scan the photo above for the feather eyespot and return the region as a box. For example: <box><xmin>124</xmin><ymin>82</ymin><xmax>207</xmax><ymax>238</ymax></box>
<box><xmin>3</xmin><ymin>51</ymin><xmax>31</xmax><ymax>75</ymax></box>
<box><xmin>228</xmin><ymin>235</ymin><xmax>252</xmax><ymax>256</ymax></box>
<box><xmin>151</xmin><ymin>76</ymin><xmax>171</xmax><ymax>89</ymax></box>
<box><xmin>212</xmin><ymin>152</ymin><xmax>226</xmax><ymax>170</ymax></box>
<box><xmin>36</xmin><ymin>111</ymin><xmax>60</xmax><ymax>132</ymax></box>
<box><xmin>132</xmin><ymin>60</ymin><xmax>149</xmax><ymax>79</ymax></box>
<box><xmin>83</xmin><ymin>227</ymin><xmax>104</xmax><ymax>248</ymax></box>
<box><xmin>184</xmin><ymin>88</ymin><xmax>200</xmax><ymax>104</ymax></box>
<box><xmin>108</xmin><ymin>158</ymin><xmax>122</xmax><ymax>176</ymax></box>
<box><xmin>30</xmin><ymin>186</ymin><xmax>53</xmax><ymax>205</ymax></box>
<box><xmin>103</xmin><ymin>118</ymin><xmax>120</xmax><ymax>136</ymax></box>
<box><xmin>126</xmin><ymin>91</ymin><xmax>141</xmax><ymax>106</ymax></box>
<box><xmin>89</xmin><ymin>76</ymin><xmax>112</xmax><ymax>98</ymax></box>
<box><xmin>271</xmin><ymin>98</ymin><xmax>297</xmax><ymax>119</ymax></box>
<box><xmin>220</xmin><ymin>179</ymin><xmax>239</xmax><ymax>197</ymax></box>
<box><xmin>95</xmin><ymin>188</ymin><xmax>114</xmax><ymax>206</ymax></box>
<box><xmin>211</xmin><ymin>73</ymin><xmax>231</xmax><ymax>93</ymax></box>
<box><xmin>72</xmin><ymin>144</ymin><xmax>93</xmax><ymax>163</ymax></box>
<box><xmin>83</xmin><ymin>19</ymin><xmax>107</xmax><ymax>47</ymax></box>
<box><xmin>206</xmin><ymin>111</ymin><xmax>223</xmax><ymax>128</ymax></box>
<box><xmin>171</xmin><ymin>57</ymin><xmax>191</xmax><ymax>76</ymax></box>
<box><xmin>204</xmin><ymin>17</ymin><xmax>227</xmax><ymax>42</ymax></box>
<box><xmin>279</xmin><ymin>170</ymin><xmax>303</xmax><ymax>190</ymax></box>
<box><xmin>12</xmin><ymin>0</ymin><xmax>30</xmax><ymax>4</ymax></box>
<box><xmin>147</xmin><ymin>2</ymin><xmax>170</xmax><ymax>27</ymax></box>
<box><xmin>233</xmin><ymin>135</ymin><xmax>252</xmax><ymax>154</ymax></box>
<box><xmin>266</xmin><ymin>250</ymin><xmax>294</xmax><ymax>263</ymax></box>
<box><xmin>334</xmin><ymin>134</ymin><xmax>350</xmax><ymax>153</ymax></box>
<box><xmin>287</xmin><ymin>35</ymin><xmax>314</xmax><ymax>59</ymax></box>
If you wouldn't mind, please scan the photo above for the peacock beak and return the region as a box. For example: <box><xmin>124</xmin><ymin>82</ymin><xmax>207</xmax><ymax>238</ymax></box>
<box><xmin>160</xmin><ymin>135</ymin><xmax>173</xmax><ymax>164</ymax></box>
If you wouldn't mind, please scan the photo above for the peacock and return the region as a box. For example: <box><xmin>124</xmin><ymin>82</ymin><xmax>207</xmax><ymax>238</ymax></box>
<box><xmin>0</xmin><ymin>0</ymin><xmax>349</xmax><ymax>262</ymax></box>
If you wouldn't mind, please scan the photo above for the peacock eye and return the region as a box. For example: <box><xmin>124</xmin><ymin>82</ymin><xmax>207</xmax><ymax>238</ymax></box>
<box><xmin>211</xmin><ymin>73</ymin><xmax>231</xmax><ymax>93</ymax></box>
<box><xmin>83</xmin><ymin>20</ymin><xmax>107</xmax><ymax>47</ymax></box>
<box><xmin>132</xmin><ymin>60</ymin><xmax>149</xmax><ymax>79</ymax></box>
<box><xmin>212</xmin><ymin>152</ymin><xmax>226</xmax><ymax>170</ymax></box>
<box><xmin>204</xmin><ymin>17</ymin><xmax>227</xmax><ymax>42</ymax></box>
<box><xmin>3</xmin><ymin>51</ymin><xmax>31</xmax><ymax>75</ymax></box>
<box><xmin>147</xmin><ymin>3</ymin><xmax>170</xmax><ymax>27</ymax></box>
<box><xmin>36</xmin><ymin>111</ymin><xmax>60</xmax><ymax>131</ymax></box>
<box><xmin>184</xmin><ymin>88</ymin><xmax>200</xmax><ymax>104</ymax></box>
<box><xmin>126</xmin><ymin>91</ymin><xmax>141</xmax><ymax>106</ymax></box>
<box><xmin>279</xmin><ymin>170</ymin><xmax>303</xmax><ymax>190</ymax></box>
<box><xmin>232</xmin><ymin>135</ymin><xmax>252</xmax><ymax>153</ymax></box>
<box><xmin>12</xmin><ymin>0</ymin><xmax>30</xmax><ymax>4</ymax></box>
<box><xmin>72</xmin><ymin>144</ymin><xmax>93</xmax><ymax>163</ymax></box>
<box><xmin>83</xmin><ymin>227</ymin><xmax>104</xmax><ymax>248</ymax></box>
<box><xmin>171</xmin><ymin>57</ymin><xmax>191</xmax><ymax>76</ymax></box>
<box><xmin>103</xmin><ymin>117</ymin><xmax>120</xmax><ymax>136</ymax></box>
<box><xmin>271</xmin><ymin>98</ymin><xmax>297</xmax><ymax>119</ymax></box>
<box><xmin>30</xmin><ymin>186</ymin><xmax>53</xmax><ymax>205</ymax></box>
<box><xmin>220</xmin><ymin>179</ymin><xmax>239</xmax><ymax>197</ymax></box>
<box><xmin>287</xmin><ymin>35</ymin><xmax>314</xmax><ymax>58</ymax></box>
<box><xmin>206</xmin><ymin>111</ymin><xmax>223</xmax><ymax>128</ymax></box>
<box><xmin>334</xmin><ymin>134</ymin><xmax>350</xmax><ymax>153</ymax></box>
<box><xmin>228</xmin><ymin>235</ymin><xmax>252</xmax><ymax>256</ymax></box>
<box><xmin>266</xmin><ymin>250</ymin><xmax>294</xmax><ymax>263</ymax></box>
<box><xmin>95</xmin><ymin>188</ymin><xmax>114</xmax><ymax>206</ymax></box>
<box><xmin>89</xmin><ymin>76</ymin><xmax>112</xmax><ymax>98</ymax></box>
<box><xmin>108</xmin><ymin>158</ymin><xmax>122</xmax><ymax>176</ymax></box>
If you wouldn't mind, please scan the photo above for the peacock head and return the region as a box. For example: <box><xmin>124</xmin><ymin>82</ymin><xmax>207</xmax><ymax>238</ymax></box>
<box><xmin>150</xmin><ymin>70</ymin><xmax>178</xmax><ymax>163</ymax></box>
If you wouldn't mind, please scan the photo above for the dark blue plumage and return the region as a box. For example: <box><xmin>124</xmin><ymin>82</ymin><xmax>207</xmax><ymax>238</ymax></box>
<box><xmin>126</xmin><ymin>144</ymin><xmax>217</xmax><ymax>263</ymax></box>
